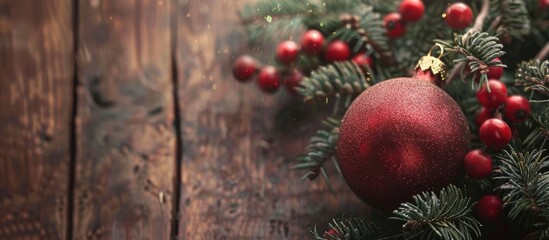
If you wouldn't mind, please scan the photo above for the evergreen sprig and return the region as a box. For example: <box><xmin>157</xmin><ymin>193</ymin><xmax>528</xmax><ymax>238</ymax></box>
<box><xmin>488</xmin><ymin>0</ymin><xmax>531</xmax><ymax>40</ymax></box>
<box><xmin>515</xmin><ymin>59</ymin><xmax>549</xmax><ymax>98</ymax></box>
<box><xmin>310</xmin><ymin>215</ymin><xmax>383</xmax><ymax>240</ymax></box>
<box><xmin>392</xmin><ymin>185</ymin><xmax>481</xmax><ymax>240</ymax></box>
<box><xmin>523</xmin><ymin>108</ymin><xmax>549</xmax><ymax>150</ymax></box>
<box><xmin>292</xmin><ymin>118</ymin><xmax>340</xmax><ymax>184</ymax></box>
<box><xmin>493</xmin><ymin>147</ymin><xmax>549</xmax><ymax>226</ymax></box>
<box><xmin>435</xmin><ymin>32</ymin><xmax>506</xmax><ymax>87</ymax></box>
<box><xmin>297</xmin><ymin>61</ymin><xmax>372</xmax><ymax>101</ymax></box>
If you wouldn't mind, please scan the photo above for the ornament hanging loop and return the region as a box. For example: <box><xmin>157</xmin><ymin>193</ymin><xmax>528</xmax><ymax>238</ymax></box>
<box><xmin>415</xmin><ymin>44</ymin><xmax>448</xmax><ymax>82</ymax></box>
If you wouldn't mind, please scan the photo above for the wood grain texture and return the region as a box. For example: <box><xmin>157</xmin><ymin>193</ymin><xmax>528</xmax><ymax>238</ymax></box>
<box><xmin>176</xmin><ymin>1</ymin><xmax>368</xmax><ymax>239</ymax></box>
<box><xmin>73</xmin><ymin>0</ymin><xmax>175</xmax><ymax>239</ymax></box>
<box><xmin>0</xmin><ymin>0</ymin><xmax>73</xmax><ymax>239</ymax></box>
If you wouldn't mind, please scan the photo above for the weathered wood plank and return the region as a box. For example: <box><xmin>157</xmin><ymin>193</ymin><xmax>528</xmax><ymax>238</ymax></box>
<box><xmin>73</xmin><ymin>0</ymin><xmax>175</xmax><ymax>239</ymax></box>
<box><xmin>176</xmin><ymin>1</ymin><xmax>367</xmax><ymax>239</ymax></box>
<box><xmin>0</xmin><ymin>0</ymin><xmax>73</xmax><ymax>239</ymax></box>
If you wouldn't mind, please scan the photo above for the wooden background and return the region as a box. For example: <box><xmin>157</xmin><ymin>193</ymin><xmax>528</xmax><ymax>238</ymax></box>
<box><xmin>0</xmin><ymin>0</ymin><xmax>367</xmax><ymax>239</ymax></box>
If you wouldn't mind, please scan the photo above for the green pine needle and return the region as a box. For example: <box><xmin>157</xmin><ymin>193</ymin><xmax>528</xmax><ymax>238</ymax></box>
<box><xmin>515</xmin><ymin>59</ymin><xmax>549</xmax><ymax>99</ymax></box>
<box><xmin>310</xmin><ymin>215</ymin><xmax>383</xmax><ymax>240</ymax></box>
<box><xmin>297</xmin><ymin>61</ymin><xmax>372</xmax><ymax>101</ymax></box>
<box><xmin>392</xmin><ymin>185</ymin><xmax>481</xmax><ymax>240</ymax></box>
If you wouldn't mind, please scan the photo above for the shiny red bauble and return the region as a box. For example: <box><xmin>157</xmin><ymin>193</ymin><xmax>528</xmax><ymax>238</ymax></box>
<box><xmin>444</xmin><ymin>3</ymin><xmax>473</xmax><ymax>30</ymax></box>
<box><xmin>337</xmin><ymin>78</ymin><xmax>470</xmax><ymax>210</ymax></box>
<box><xmin>351</xmin><ymin>53</ymin><xmax>373</xmax><ymax>72</ymax></box>
<box><xmin>463</xmin><ymin>149</ymin><xmax>492</xmax><ymax>179</ymax></box>
<box><xmin>477</xmin><ymin>80</ymin><xmax>508</xmax><ymax>109</ymax></box>
<box><xmin>475</xmin><ymin>107</ymin><xmax>493</xmax><ymax>128</ymax></box>
<box><xmin>399</xmin><ymin>0</ymin><xmax>425</xmax><ymax>22</ymax></box>
<box><xmin>324</xmin><ymin>40</ymin><xmax>351</xmax><ymax>62</ymax></box>
<box><xmin>232</xmin><ymin>55</ymin><xmax>258</xmax><ymax>82</ymax></box>
<box><xmin>256</xmin><ymin>66</ymin><xmax>280</xmax><ymax>93</ymax></box>
<box><xmin>283</xmin><ymin>69</ymin><xmax>304</xmax><ymax>95</ymax></box>
<box><xmin>487</xmin><ymin>58</ymin><xmax>504</xmax><ymax>79</ymax></box>
<box><xmin>480</xmin><ymin>118</ymin><xmax>512</xmax><ymax>150</ymax></box>
<box><xmin>276</xmin><ymin>40</ymin><xmax>300</xmax><ymax>64</ymax></box>
<box><xmin>475</xmin><ymin>195</ymin><xmax>503</xmax><ymax>223</ymax></box>
<box><xmin>504</xmin><ymin>95</ymin><xmax>531</xmax><ymax>123</ymax></box>
<box><xmin>383</xmin><ymin>13</ymin><xmax>406</xmax><ymax>38</ymax></box>
<box><xmin>301</xmin><ymin>30</ymin><xmax>325</xmax><ymax>55</ymax></box>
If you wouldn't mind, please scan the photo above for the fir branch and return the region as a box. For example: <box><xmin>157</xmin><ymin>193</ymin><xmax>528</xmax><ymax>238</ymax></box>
<box><xmin>292</xmin><ymin>118</ymin><xmax>340</xmax><ymax>183</ymax></box>
<box><xmin>392</xmin><ymin>185</ymin><xmax>481</xmax><ymax>240</ymax></box>
<box><xmin>297</xmin><ymin>61</ymin><xmax>372</xmax><ymax>101</ymax></box>
<box><xmin>493</xmin><ymin>147</ymin><xmax>549</xmax><ymax>226</ymax></box>
<box><xmin>311</xmin><ymin>215</ymin><xmax>384</xmax><ymax>240</ymax></box>
<box><xmin>488</xmin><ymin>0</ymin><xmax>531</xmax><ymax>40</ymax></box>
<box><xmin>515</xmin><ymin>59</ymin><xmax>549</xmax><ymax>97</ymax></box>
<box><xmin>523</xmin><ymin>108</ymin><xmax>549</xmax><ymax>150</ymax></box>
<box><xmin>436</xmin><ymin>31</ymin><xmax>506</xmax><ymax>87</ymax></box>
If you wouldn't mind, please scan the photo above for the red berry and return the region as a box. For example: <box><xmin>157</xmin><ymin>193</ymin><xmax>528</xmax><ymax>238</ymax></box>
<box><xmin>463</xmin><ymin>149</ymin><xmax>493</xmax><ymax>179</ymax></box>
<box><xmin>487</xmin><ymin>58</ymin><xmax>504</xmax><ymax>79</ymax></box>
<box><xmin>399</xmin><ymin>0</ymin><xmax>425</xmax><ymax>22</ymax></box>
<box><xmin>351</xmin><ymin>53</ymin><xmax>373</xmax><ymax>72</ymax></box>
<box><xmin>283</xmin><ymin>69</ymin><xmax>304</xmax><ymax>95</ymax></box>
<box><xmin>257</xmin><ymin>66</ymin><xmax>280</xmax><ymax>93</ymax></box>
<box><xmin>383</xmin><ymin>13</ymin><xmax>406</xmax><ymax>38</ymax></box>
<box><xmin>477</xmin><ymin>80</ymin><xmax>508</xmax><ymax>109</ymax></box>
<box><xmin>503</xmin><ymin>95</ymin><xmax>531</xmax><ymax>123</ymax></box>
<box><xmin>475</xmin><ymin>195</ymin><xmax>503</xmax><ymax>223</ymax></box>
<box><xmin>276</xmin><ymin>40</ymin><xmax>300</xmax><ymax>64</ymax></box>
<box><xmin>232</xmin><ymin>55</ymin><xmax>257</xmax><ymax>82</ymax></box>
<box><xmin>475</xmin><ymin>107</ymin><xmax>493</xmax><ymax>128</ymax></box>
<box><xmin>480</xmin><ymin>118</ymin><xmax>512</xmax><ymax>150</ymax></box>
<box><xmin>444</xmin><ymin>3</ymin><xmax>473</xmax><ymax>30</ymax></box>
<box><xmin>540</xmin><ymin>0</ymin><xmax>549</xmax><ymax>10</ymax></box>
<box><xmin>301</xmin><ymin>30</ymin><xmax>324</xmax><ymax>55</ymax></box>
<box><xmin>324</xmin><ymin>40</ymin><xmax>351</xmax><ymax>62</ymax></box>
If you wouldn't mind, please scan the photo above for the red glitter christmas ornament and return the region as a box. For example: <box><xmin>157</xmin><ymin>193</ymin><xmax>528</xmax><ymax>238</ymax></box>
<box><xmin>337</xmin><ymin>74</ymin><xmax>469</xmax><ymax>210</ymax></box>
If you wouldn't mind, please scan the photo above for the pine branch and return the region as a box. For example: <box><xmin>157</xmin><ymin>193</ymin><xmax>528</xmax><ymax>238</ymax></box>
<box><xmin>297</xmin><ymin>61</ymin><xmax>372</xmax><ymax>101</ymax></box>
<box><xmin>515</xmin><ymin>59</ymin><xmax>549</xmax><ymax>98</ymax></box>
<box><xmin>493</xmin><ymin>147</ymin><xmax>549</xmax><ymax>226</ymax></box>
<box><xmin>435</xmin><ymin>31</ymin><xmax>506</xmax><ymax>88</ymax></box>
<box><xmin>487</xmin><ymin>0</ymin><xmax>531</xmax><ymax>40</ymax></box>
<box><xmin>524</xmin><ymin>108</ymin><xmax>549</xmax><ymax>150</ymax></box>
<box><xmin>292</xmin><ymin>118</ymin><xmax>340</xmax><ymax>183</ymax></box>
<box><xmin>310</xmin><ymin>215</ymin><xmax>384</xmax><ymax>240</ymax></box>
<box><xmin>392</xmin><ymin>185</ymin><xmax>481</xmax><ymax>240</ymax></box>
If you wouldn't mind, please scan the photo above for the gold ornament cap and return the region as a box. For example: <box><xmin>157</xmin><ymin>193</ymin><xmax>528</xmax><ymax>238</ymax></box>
<box><xmin>415</xmin><ymin>44</ymin><xmax>447</xmax><ymax>82</ymax></box>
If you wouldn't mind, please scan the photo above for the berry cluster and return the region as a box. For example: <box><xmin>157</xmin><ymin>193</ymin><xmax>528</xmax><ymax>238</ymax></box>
<box><xmin>383</xmin><ymin>0</ymin><xmax>425</xmax><ymax>38</ymax></box>
<box><xmin>232</xmin><ymin>30</ymin><xmax>373</xmax><ymax>94</ymax></box>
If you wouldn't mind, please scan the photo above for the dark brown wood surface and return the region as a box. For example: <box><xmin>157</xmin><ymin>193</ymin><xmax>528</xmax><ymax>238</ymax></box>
<box><xmin>176</xmin><ymin>1</ymin><xmax>366</xmax><ymax>239</ymax></box>
<box><xmin>0</xmin><ymin>0</ymin><xmax>73</xmax><ymax>239</ymax></box>
<box><xmin>73</xmin><ymin>0</ymin><xmax>175</xmax><ymax>239</ymax></box>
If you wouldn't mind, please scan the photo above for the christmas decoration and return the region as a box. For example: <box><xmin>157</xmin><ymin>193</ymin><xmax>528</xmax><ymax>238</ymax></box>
<box><xmin>540</xmin><ymin>0</ymin><xmax>549</xmax><ymax>10</ymax></box>
<box><xmin>300</xmin><ymin>30</ymin><xmax>324</xmax><ymax>55</ymax></box>
<box><xmin>503</xmin><ymin>95</ymin><xmax>531</xmax><ymax>123</ymax></box>
<box><xmin>398</xmin><ymin>0</ymin><xmax>424</xmax><ymax>22</ymax></box>
<box><xmin>236</xmin><ymin>0</ymin><xmax>549</xmax><ymax>238</ymax></box>
<box><xmin>337</xmin><ymin>77</ymin><xmax>470</xmax><ymax>210</ymax></box>
<box><xmin>477</xmin><ymin>80</ymin><xmax>508</xmax><ymax>109</ymax></box>
<box><xmin>463</xmin><ymin>149</ymin><xmax>493</xmax><ymax>179</ymax></box>
<box><xmin>444</xmin><ymin>3</ymin><xmax>473</xmax><ymax>30</ymax></box>
<box><xmin>232</xmin><ymin>55</ymin><xmax>257</xmax><ymax>82</ymax></box>
<box><xmin>283</xmin><ymin>69</ymin><xmax>304</xmax><ymax>95</ymax></box>
<box><xmin>383</xmin><ymin>13</ymin><xmax>406</xmax><ymax>38</ymax></box>
<box><xmin>323</xmin><ymin>40</ymin><xmax>351</xmax><ymax>62</ymax></box>
<box><xmin>475</xmin><ymin>195</ymin><xmax>504</xmax><ymax>223</ymax></box>
<box><xmin>256</xmin><ymin>66</ymin><xmax>280</xmax><ymax>93</ymax></box>
<box><xmin>276</xmin><ymin>40</ymin><xmax>300</xmax><ymax>64</ymax></box>
<box><xmin>479</xmin><ymin>118</ymin><xmax>512</xmax><ymax>150</ymax></box>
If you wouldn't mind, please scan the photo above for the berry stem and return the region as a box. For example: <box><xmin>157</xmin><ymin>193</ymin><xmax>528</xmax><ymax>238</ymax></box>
<box><xmin>535</xmin><ymin>41</ymin><xmax>549</xmax><ymax>61</ymax></box>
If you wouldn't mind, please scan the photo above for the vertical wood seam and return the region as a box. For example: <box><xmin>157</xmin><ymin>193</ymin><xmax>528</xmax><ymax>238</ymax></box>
<box><xmin>170</xmin><ymin>0</ymin><xmax>183</xmax><ymax>239</ymax></box>
<box><xmin>66</xmin><ymin>0</ymin><xmax>79</xmax><ymax>239</ymax></box>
